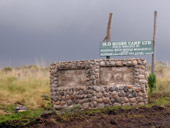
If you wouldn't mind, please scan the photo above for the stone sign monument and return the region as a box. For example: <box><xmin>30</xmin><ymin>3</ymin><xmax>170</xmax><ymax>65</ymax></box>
<box><xmin>50</xmin><ymin>58</ymin><xmax>148</xmax><ymax>110</ymax></box>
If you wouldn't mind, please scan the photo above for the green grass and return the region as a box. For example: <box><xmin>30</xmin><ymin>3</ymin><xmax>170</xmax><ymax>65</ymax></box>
<box><xmin>0</xmin><ymin>108</ymin><xmax>44</xmax><ymax>127</ymax></box>
<box><xmin>0</xmin><ymin>62</ymin><xmax>170</xmax><ymax>126</ymax></box>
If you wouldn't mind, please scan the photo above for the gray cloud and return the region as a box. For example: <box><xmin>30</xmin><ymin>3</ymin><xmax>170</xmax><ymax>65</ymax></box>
<box><xmin>0</xmin><ymin>0</ymin><xmax>170</xmax><ymax>67</ymax></box>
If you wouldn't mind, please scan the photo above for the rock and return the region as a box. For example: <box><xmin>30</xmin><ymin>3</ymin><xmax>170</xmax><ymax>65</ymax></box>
<box><xmin>115</xmin><ymin>87</ymin><xmax>119</xmax><ymax>92</ymax></box>
<box><xmin>136</xmin><ymin>97</ymin><xmax>143</xmax><ymax>102</ymax></box>
<box><xmin>110</xmin><ymin>61</ymin><xmax>115</xmax><ymax>66</ymax></box>
<box><xmin>118</xmin><ymin>90</ymin><xmax>125</xmax><ymax>97</ymax></box>
<box><xmin>132</xmin><ymin>60</ymin><xmax>137</xmax><ymax>66</ymax></box>
<box><xmin>96</xmin><ymin>98</ymin><xmax>103</xmax><ymax>103</ymax></box>
<box><xmin>122</xmin><ymin>103</ymin><xmax>130</xmax><ymax>106</ymax></box>
<box><xmin>124</xmin><ymin>97</ymin><xmax>129</xmax><ymax>103</ymax></box>
<box><xmin>78</xmin><ymin>99</ymin><xmax>89</xmax><ymax>104</ymax></box>
<box><xmin>82</xmin><ymin>103</ymin><xmax>89</xmax><ymax>109</ymax></box>
<box><xmin>123</xmin><ymin>86</ymin><xmax>128</xmax><ymax>92</ymax></box>
<box><xmin>139</xmin><ymin>75</ymin><xmax>145</xmax><ymax>79</ymax></box>
<box><xmin>139</xmin><ymin>80</ymin><xmax>147</xmax><ymax>84</ymax></box>
<box><xmin>112</xmin><ymin>91</ymin><xmax>118</xmax><ymax>98</ymax></box>
<box><xmin>109</xmin><ymin>87</ymin><xmax>114</xmax><ymax>92</ymax></box>
<box><xmin>128</xmin><ymin>89</ymin><xmax>133</xmax><ymax>92</ymax></box>
<box><xmin>96</xmin><ymin>93</ymin><xmax>103</xmax><ymax>98</ymax></box>
<box><xmin>129</xmin><ymin>98</ymin><xmax>136</xmax><ymax>103</ymax></box>
<box><xmin>128</xmin><ymin>85</ymin><xmax>132</xmax><ymax>89</ymax></box>
<box><xmin>110</xmin><ymin>119</ymin><xmax>117</xmax><ymax>125</ymax></box>
<box><xmin>131</xmin><ymin>103</ymin><xmax>137</xmax><ymax>106</ymax></box>
<box><xmin>114</xmin><ymin>103</ymin><xmax>121</xmax><ymax>106</ymax></box>
<box><xmin>56</xmin><ymin>101</ymin><xmax>60</xmax><ymax>105</ymax></box>
<box><xmin>103</xmin><ymin>98</ymin><xmax>110</xmax><ymax>104</ymax></box>
<box><xmin>116</xmin><ymin>61</ymin><xmax>122</xmax><ymax>66</ymax></box>
<box><xmin>98</xmin><ymin>103</ymin><xmax>105</xmax><ymax>108</ymax></box>
<box><xmin>67</xmin><ymin>99</ymin><xmax>72</xmax><ymax>106</ymax></box>
<box><xmin>135</xmin><ymin>87</ymin><xmax>141</xmax><ymax>92</ymax></box>
<box><xmin>132</xmin><ymin>92</ymin><xmax>137</xmax><ymax>97</ymax></box>
<box><xmin>138</xmin><ymin>92</ymin><xmax>143</xmax><ymax>97</ymax></box>
<box><xmin>111</xmin><ymin>98</ymin><xmax>115</xmax><ymax>103</ymax></box>
<box><xmin>100</xmin><ymin>61</ymin><xmax>105</xmax><ymax>66</ymax></box>
<box><xmin>60</xmin><ymin>101</ymin><xmax>66</xmax><ymax>105</ymax></box>
<box><xmin>89</xmin><ymin>103</ymin><xmax>94</xmax><ymax>108</ymax></box>
<box><xmin>16</xmin><ymin>105</ymin><xmax>28</xmax><ymax>112</ymax></box>
<box><xmin>138</xmin><ymin>102</ymin><xmax>145</xmax><ymax>106</ymax></box>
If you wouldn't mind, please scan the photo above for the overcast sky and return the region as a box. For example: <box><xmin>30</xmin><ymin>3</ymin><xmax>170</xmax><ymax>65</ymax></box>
<box><xmin>0</xmin><ymin>0</ymin><xmax>170</xmax><ymax>67</ymax></box>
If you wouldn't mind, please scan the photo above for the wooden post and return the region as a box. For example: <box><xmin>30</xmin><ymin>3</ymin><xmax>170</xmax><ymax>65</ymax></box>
<box><xmin>152</xmin><ymin>11</ymin><xmax>157</xmax><ymax>74</ymax></box>
<box><xmin>103</xmin><ymin>13</ymin><xmax>113</xmax><ymax>59</ymax></box>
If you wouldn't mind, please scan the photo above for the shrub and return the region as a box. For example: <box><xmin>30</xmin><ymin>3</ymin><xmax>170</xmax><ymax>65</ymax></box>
<box><xmin>148</xmin><ymin>73</ymin><xmax>156</xmax><ymax>93</ymax></box>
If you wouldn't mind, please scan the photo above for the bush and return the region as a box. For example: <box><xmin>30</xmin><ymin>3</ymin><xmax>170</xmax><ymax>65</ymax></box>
<box><xmin>148</xmin><ymin>73</ymin><xmax>156</xmax><ymax>93</ymax></box>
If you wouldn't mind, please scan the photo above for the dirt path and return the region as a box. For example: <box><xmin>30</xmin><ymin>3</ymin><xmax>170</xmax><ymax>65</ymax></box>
<box><xmin>28</xmin><ymin>106</ymin><xmax>170</xmax><ymax>128</ymax></box>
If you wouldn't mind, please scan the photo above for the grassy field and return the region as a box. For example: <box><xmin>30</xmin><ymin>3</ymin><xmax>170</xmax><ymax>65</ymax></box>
<box><xmin>0</xmin><ymin>61</ymin><xmax>170</xmax><ymax>127</ymax></box>
<box><xmin>0</xmin><ymin>65</ymin><xmax>50</xmax><ymax>116</ymax></box>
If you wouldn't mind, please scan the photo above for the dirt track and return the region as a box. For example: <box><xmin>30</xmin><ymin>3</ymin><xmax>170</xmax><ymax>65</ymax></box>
<box><xmin>30</xmin><ymin>106</ymin><xmax>170</xmax><ymax>128</ymax></box>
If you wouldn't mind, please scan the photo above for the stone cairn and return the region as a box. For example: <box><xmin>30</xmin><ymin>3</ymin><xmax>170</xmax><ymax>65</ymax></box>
<box><xmin>50</xmin><ymin>58</ymin><xmax>148</xmax><ymax>110</ymax></box>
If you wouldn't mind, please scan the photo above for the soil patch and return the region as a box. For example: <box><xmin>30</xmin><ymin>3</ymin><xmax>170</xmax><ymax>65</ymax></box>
<box><xmin>3</xmin><ymin>106</ymin><xmax>170</xmax><ymax>128</ymax></box>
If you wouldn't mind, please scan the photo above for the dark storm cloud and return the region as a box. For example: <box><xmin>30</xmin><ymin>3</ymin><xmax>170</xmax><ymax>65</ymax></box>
<box><xmin>0</xmin><ymin>0</ymin><xmax>170</xmax><ymax>67</ymax></box>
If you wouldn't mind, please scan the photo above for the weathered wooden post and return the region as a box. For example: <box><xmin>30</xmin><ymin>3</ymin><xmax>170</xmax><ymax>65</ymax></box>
<box><xmin>152</xmin><ymin>11</ymin><xmax>157</xmax><ymax>74</ymax></box>
<box><xmin>103</xmin><ymin>13</ymin><xmax>113</xmax><ymax>59</ymax></box>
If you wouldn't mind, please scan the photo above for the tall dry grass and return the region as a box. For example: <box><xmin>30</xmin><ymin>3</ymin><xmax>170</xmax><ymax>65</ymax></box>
<box><xmin>0</xmin><ymin>65</ymin><xmax>50</xmax><ymax>110</ymax></box>
<box><xmin>0</xmin><ymin>61</ymin><xmax>170</xmax><ymax>111</ymax></box>
<box><xmin>148</xmin><ymin>62</ymin><xmax>170</xmax><ymax>100</ymax></box>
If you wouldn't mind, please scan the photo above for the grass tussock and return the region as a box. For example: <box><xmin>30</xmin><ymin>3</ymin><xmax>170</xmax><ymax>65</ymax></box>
<box><xmin>0</xmin><ymin>65</ymin><xmax>50</xmax><ymax>110</ymax></box>
<box><xmin>148</xmin><ymin>62</ymin><xmax>170</xmax><ymax>106</ymax></box>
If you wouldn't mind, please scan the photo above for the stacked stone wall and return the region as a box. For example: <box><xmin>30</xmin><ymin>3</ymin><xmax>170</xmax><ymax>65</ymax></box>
<box><xmin>50</xmin><ymin>59</ymin><xmax>148</xmax><ymax>110</ymax></box>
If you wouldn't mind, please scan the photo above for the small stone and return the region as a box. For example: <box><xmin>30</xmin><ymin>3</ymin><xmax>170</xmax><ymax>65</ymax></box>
<box><xmin>112</xmin><ymin>91</ymin><xmax>118</xmax><ymax>98</ymax></box>
<box><xmin>119</xmin><ymin>86</ymin><xmax>124</xmax><ymax>90</ymax></box>
<box><xmin>135</xmin><ymin>87</ymin><xmax>141</xmax><ymax>92</ymax></box>
<box><xmin>110</xmin><ymin>61</ymin><xmax>115</xmax><ymax>66</ymax></box>
<box><xmin>116</xmin><ymin>61</ymin><xmax>122</xmax><ymax>66</ymax></box>
<box><xmin>137</xmin><ymin>97</ymin><xmax>143</xmax><ymax>102</ymax></box>
<box><xmin>98</xmin><ymin>103</ymin><xmax>105</xmax><ymax>108</ymax></box>
<box><xmin>82</xmin><ymin>103</ymin><xmax>89</xmax><ymax>109</ymax></box>
<box><xmin>125</xmin><ymin>92</ymin><xmax>129</xmax><ymax>97</ymax></box>
<box><xmin>131</xmin><ymin>103</ymin><xmax>137</xmax><ymax>106</ymax></box>
<box><xmin>139</xmin><ymin>75</ymin><xmax>145</xmax><ymax>79</ymax></box>
<box><xmin>128</xmin><ymin>89</ymin><xmax>133</xmax><ymax>92</ymax></box>
<box><xmin>103</xmin><ymin>98</ymin><xmax>110</xmax><ymax>104</ymax></box>
<box><xmin>129</xmin><ymin>98</ymin><xmax>136</xmax><ymax>103</ymax></box>
<box><xmin>115</xmin><ymin>87</ymin><xmax>119</xmax><ymax>92</ymax></box>
<box><xmin>128</xmin><ymin>85</ymin><xmax>132</xmax><ymax>89</ymax></box>
<box><xmin>60</xmin><ymin>92</ymin><xmax>64</xmax><ymax>96</ymax></box>
<box><xmin>118</xmin><ymin>90</ymin><xmax>125</xmax><ymax>97</ymax></box>
<box><xmin>78</xmin><ymin>99</ymin><xmax>89</xmax><ymax>104</ymax></box>
<box><xmin>114</xmin><ymin>103</ymin><xmax>121</xmax><ymax>106</ymax></box>
<box><xmin>100</xmin><ymin>61</ymin><xmax>105</xmax><ymax>66</ymax></box>
<box><xmin>89</xmin><ymin>103</ymin><xmax>94</xmax><ymax>108</ymax></box>
<box><xmin>138</xmin><ymin>102</ymin><xmax>145</xmax><ymax>106</ymax></box>
<box><xmin>122</xmin><ymin>103</ymin><xmax>130</xmax><ymax>106</ymax></box>
<box><xmin>96</xmin><ymin>93</ymin><xmax>103</xmax><ymax>98</ymax></box>
<box><xmin>124</xmin><ymin>97</ymin><xmax>129</xmax><ymax>103</ymax></box>
<box><xmin>132</xmin><ymin>92</ymin><xmax>137</xmax><ymax>97</ymax></box>
<box><xmin>123</xmin><ymin>86</ymin><xmax>129</xmax><ymax>92</ymax></box>
<box><xmin>139</xmin><ymin>80</ymin><xmax>147</xmax><ymax>84</ymax></box>
<box><xmin>111</xmin><ymin>98</ymin><xmax>115</xmax><ymax>103</ymax></box>
<box><xmin>97</xmin><ymin>98</ymin><xmax>103</xmax><ymax>103</ymax></box>
<box><xmin>110</xmin><ymin>119</ymin><xmax>117</xmax><ymax>125</ymax></box>
<box><xmin>67</xmin><ymin>99</ymin><xmax>72</xmax><ymax>106</ymax></box>
<box><xmin>141</xmin><ymin>65</ymin><xmax>145</xmax><ymax>70</ymax></box>
<box><xmin>138</xmin><ymin>92</ymin><xmax>143</xmax><ymax>97</ymax></box>
<box><xmin>109</xmin><ymin>87</ymin><xmax>114</xmax><ymax>92</ymax></box>
<box><xmin>60</xmin><ymin>101</ymin><xmax>66</xmax><ymax>105</ymax></box>
<box><xmin>132</xmin><ymin>60</ymin><xmax>137</xmax><ymax>66</ymax></box>
<box><xmin>56</xmin><ymin>101</ymin><xmax>60</xmax><ymax>105</ymax></box>
<box><xmin>127</xmin><ymin>61</ymin><xmax>132</xmax><ymax>66</ymax></box>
